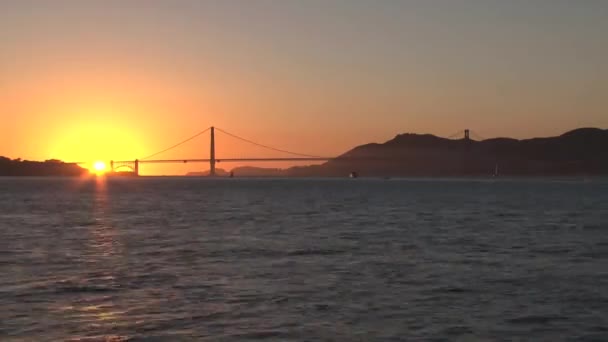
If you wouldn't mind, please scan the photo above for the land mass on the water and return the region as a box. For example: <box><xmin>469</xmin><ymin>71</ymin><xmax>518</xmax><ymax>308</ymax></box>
<box><xmin>187</xmin><ymin>166</ymin><xmax>285</xmax><ymax>177</ymax></box>
<box><xmin>0</xmin><ymin>157</ymin><xmax>87</xmax><ymax>176</ymax></box>
<box><xmin>197</xmin><ymin>127</ymin><xmax>608</xmax><ymax>177</ymax></box>
<box><xmin>186</xmin><ymin>168</ymin><xmax>230</xmax><ymax>177</ymax></box>
<box><xmin>2</xmin><ymin>128</ymin><xmax>607</xmax><ymax>177</ymax></box>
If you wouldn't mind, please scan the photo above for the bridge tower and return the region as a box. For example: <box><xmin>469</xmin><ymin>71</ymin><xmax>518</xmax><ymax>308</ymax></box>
<box><xmin>464</xmin><ymin>129</ymin><xmax>470</xmax><ymax>141</ymax></box>
<box><xmin>210</xmin><ymin>126</ymin><xmax>216</xmax><ymax>177</ymax></box>
<box><xmin>134</xmin><ymin>159</ymin><xmax>139</xmax><ymax>176</ymax></box>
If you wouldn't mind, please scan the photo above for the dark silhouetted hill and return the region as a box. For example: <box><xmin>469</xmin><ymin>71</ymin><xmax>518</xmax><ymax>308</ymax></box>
<box><xmin>186</xmin><ymin>167</ymin><xmax>286</xmax><ymax>177</ymax></box>
<box><xmin>287</xmin><ymin>128</ymin><xmax>608</xmax><ymax>177</ymax></box>
<box><xmin>0</xmin><ymin>157</ymin><xmax>88</xmax><ymax>176</ymax></box>
<box><xmin>186</xmin><ymin>168</ymin><xmax>229</xmax><ymax>177</ymax></box>
<box><xmin>231</xmin><ymin>166</ymin><xmax>286</xmax><ymax>177</ymax></box>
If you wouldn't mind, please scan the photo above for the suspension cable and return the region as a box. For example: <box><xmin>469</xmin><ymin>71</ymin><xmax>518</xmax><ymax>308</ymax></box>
<box><xmin>446</xmin><ymin>130</ymin><xmax>465</xmax><ymax>140</ymax></box>
<box><xmin>215</xmin><ymin>127</ymin><xmax>325</xmax><ymax>158</ymax></box>
<box><xmin>470</xmin><ymin>130</ymin><xmax>486</xmax><ymax>141</ymax></box>
<box><xmin>141</xmin><ymin>127</ymin><xmax>211</xmax><ymax>160</ymax></box>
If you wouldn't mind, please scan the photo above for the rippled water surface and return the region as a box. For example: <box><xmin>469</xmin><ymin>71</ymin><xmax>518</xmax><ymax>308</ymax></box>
<box><xmin>1</xmin><ymin>177</ymin><xmax>607</xmax><ymax>341</ymax></box>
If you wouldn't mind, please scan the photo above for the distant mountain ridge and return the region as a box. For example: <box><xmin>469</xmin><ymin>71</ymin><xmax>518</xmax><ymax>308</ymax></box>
<box><xmin>187</xmin><ymin>167</ymin><xmax>286</xmax><ymax>177</ymax></box>
<box><xmin>286</xmin><ymin>127</ymin><xmax>608</xmax><ymax>177</ymax></box>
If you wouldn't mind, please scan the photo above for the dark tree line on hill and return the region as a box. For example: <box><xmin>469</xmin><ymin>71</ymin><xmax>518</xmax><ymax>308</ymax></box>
<box><xmin>0</xmin><ymin>157</ymin><xmax>87</xmax><ymax>176</ymax></box>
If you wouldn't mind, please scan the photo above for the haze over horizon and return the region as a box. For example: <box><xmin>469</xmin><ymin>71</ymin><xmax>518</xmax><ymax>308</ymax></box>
<box><xmin>2</xmin><ymin>0</ymin><xmax>607</xmax><ymax>174</ymax></box>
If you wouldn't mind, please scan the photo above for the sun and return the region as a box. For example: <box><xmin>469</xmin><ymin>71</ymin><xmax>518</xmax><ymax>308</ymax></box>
<box><xmin>93</xmin><ymin>161</ymin><xmax>107</xmax><ymax>174</ymax></box>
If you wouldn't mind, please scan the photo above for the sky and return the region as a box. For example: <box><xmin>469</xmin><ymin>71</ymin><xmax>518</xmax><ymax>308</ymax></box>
<box><xmin>1</xmin><ymin>0</ymin><xmax>607</xmax><ymax>174</ymax></box>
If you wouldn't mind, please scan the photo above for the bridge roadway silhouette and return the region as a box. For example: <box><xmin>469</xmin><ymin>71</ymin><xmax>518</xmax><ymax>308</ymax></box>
<box><xmin>108</xmin><ymin>126</ymin><xmax>476</xmax><ymax>176</ymax></box>
<box><xmin>109</xmin><ymin>126</ymin><xmax>339</xmax><ymax>176</ymax></box>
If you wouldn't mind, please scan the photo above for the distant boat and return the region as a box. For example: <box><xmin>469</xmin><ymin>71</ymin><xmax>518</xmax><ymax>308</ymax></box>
<box><xmin>349</xmin><ymin>171</ymin><xmax>358</xmax><ymax>178</ymax></box>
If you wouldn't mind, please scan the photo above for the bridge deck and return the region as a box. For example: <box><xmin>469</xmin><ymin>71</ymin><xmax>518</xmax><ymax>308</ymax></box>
<box><xmin>113</xmin><ymin>158</ymin><xmax>332</xmax><ymax>164</ymax></box>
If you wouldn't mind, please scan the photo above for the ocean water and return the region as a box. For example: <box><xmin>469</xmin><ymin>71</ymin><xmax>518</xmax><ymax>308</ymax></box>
<box><xmin>0</xmin><ymin>177</ymin><xmax>607</xmax><ymax>341</ymax></box>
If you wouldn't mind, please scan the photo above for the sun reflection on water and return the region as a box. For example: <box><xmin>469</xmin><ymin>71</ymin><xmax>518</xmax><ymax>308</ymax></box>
<box><xmin>55</xmin><ymin>177</ymin><xmax>131</xmax><ymax>341</ymax></box>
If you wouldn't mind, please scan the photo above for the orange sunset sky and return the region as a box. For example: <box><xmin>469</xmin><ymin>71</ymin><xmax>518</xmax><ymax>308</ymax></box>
<box><xmin>1</xmin><ymin>1</ymin><xmax>607</xmax><ymax>175</ymax></box>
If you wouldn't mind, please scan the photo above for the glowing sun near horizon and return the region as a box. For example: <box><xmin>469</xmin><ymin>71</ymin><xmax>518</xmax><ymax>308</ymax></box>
<box><xmin>93</xmin><ymin>161</ymin><xmax>107</xmax><ymax>174</ymax></box>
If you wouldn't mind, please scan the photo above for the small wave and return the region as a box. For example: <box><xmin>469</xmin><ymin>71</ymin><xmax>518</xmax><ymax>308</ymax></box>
<box><xmin>229</xmin><ymin>330</ymin><xmax>286</xmax><ymax>339</ymax></box>
<box><xmin>314</xmin><ymin>303</ymin><xmax>331</xmax><ymax>311</ymax></box>
<box><xmin>531</xmin><ymin>249</ymin><xmax>574</xmax><ymax>256</ymax></box>
<box><xmin>10</xmin><ymin>279</ymin><xmax>119</xmax><ymax>297</ymax></box>
<box><xmin>507</xmin><ymin>314</ymin><xmax>567</xmax><ymax>325</ymax></box>
<box><xmin>67</xmin><ymin>335</ymin><xmax>131</xmax><ymax>342</ymax></box>
<box><xmin>582</xmin><ymin>224</ymin><xmax>603</xmax><ymax>231</ymax></box>
<box><xmin>590</xmin><ymin>325</ymin><xmax>608</xmax><ymax>332</ymax></box>
<box><xmin>55</xmin><ymin>284</ymin><xmax>119</xmax><ymax>294</ymax></box>
<box><xmin>428</xmin><ymin>286</ymin><xmax>474</xmax><ymax>294</ymax></box>
<box><xmin>272</xmin><ymin>296</ymin><xmax>289</xmax><ymax>304</ymax></box>
<box><xmin>225</xmin><ymin>248</ymin><xmax>284</xmax><ymax>258</ymax></box>
<box><xmin>286</xmin><ymin>248</ymin><xmax>344</xmax><ymax>256</ymax></box>
<box><xmin>443</xmin><ymin>325</ymin><xmax>474</xmax><ymax>336</ymax></box>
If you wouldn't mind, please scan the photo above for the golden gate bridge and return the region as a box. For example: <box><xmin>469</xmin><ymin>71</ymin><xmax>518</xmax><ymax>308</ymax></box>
<box><xmin>105</xmin><ymin>126</ymin><xmax>481</xmax><ymax>176</ymax></box>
